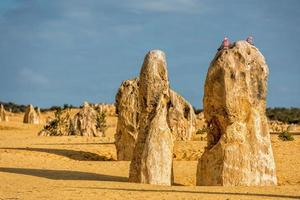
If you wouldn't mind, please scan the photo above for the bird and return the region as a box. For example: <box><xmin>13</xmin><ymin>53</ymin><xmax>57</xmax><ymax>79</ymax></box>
<box><xmin>246</xmin><ymin>36</ymin><xmax>254</xmax><ymax>45</ymax></box>
<box><xmin>218</xmin><ymin>37</ymin><xmax>230</xmax><ymax>51</ymax></box>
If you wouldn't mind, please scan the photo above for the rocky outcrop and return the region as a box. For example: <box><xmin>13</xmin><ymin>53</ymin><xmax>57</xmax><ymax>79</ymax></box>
<box><xmin>115</xmin><ymin>81</ymin><xmax>196</xmax><ymax>161</ymax></box>
<box><xmin>269</xmin><ymin>120</ymin><xmax>290</xmax><ymax>132</ymax></box>
<box><xmin>197</xmin><ymin>41</ymin><xmax>277</xmax><ymax>186</ymax></box>
<box><xmin>23</xmin><ymin>104</ymin><xmax>40</xmax><ymax>124</ymax></box>
<box><xmin>129</xmin><ymin>50</ymin><xmax>173</xmax><ymax>185</ymax></box>
<box><xmin>115</xmin><ymin>78</ymin><xmax>140</xmax><ymax>160</ymax></box>
<box><xmin>72</xmin><ymin>102</ymin><xmax>104</xmax><ymax>137</ymax></box>
<box><xmin>0</xmin><ymin>104</ymin><xmax>8</xmax><ymax>122</ymax></box>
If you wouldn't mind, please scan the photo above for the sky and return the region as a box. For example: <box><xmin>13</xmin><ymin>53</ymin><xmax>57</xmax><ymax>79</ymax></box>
<box><xmin>0</xmin><ymin>0</ymin><xmax>299</xmax><ymax>108</ymax></box>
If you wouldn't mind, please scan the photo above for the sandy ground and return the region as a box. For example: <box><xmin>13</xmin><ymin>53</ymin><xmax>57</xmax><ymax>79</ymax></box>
<box><xmin>0</xmin><ymin>112</ymin><xmax>300</xmax><ymax>200</ymax></box>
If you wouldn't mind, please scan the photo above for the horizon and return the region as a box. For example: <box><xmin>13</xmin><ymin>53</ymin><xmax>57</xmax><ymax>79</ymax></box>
<box><xmin>0</xmin><ymin>0</ymin><xmax>299</xmax><ymax>108</ymax></box>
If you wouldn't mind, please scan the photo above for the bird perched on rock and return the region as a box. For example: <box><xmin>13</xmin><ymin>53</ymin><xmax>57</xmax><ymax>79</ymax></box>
<box><xmin>218</xmin><ymin>37</ymin><xmax>230</xmax><ymax>51</ymax></box>
<box><xmin>246</xmin><ymin>36</ymin><xmax>254</xmax><ymax>45</ymax></box>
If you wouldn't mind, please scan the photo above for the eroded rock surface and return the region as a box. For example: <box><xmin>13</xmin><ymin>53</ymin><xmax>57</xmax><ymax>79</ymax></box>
<box><xmin>115</xmin><ymin>81</ymin><xmax>196</xmax><ymax>160</ymax></box>
<box><xmin>115</xmin><ymin>78</ymin><xmax>140</xmax><ymax>160</ymax></box>
<box><xmin>129</xmin><ymin>50</ymin><xmax>173</xmax><ymax>185</ymax></box>
<box><xmin>23</xmin><ymin>104</ymin><xmax>40</xmax><ymax>124</ymax></box>
<box><xmin>197</xmin><ymin>41</ymin><xmax>277</xmax><ymax>186</ymax></box>
<box><xmin>168</xmin><ymin>90</ymin><xmax>196</xmax><ymax>140</ymax></box>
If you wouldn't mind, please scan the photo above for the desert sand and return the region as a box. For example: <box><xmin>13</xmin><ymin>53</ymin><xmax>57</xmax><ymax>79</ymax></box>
<box><xmin>0</xmin><ymin>111</ymin><xmax>300</xmax><ymax>200</ymax></box>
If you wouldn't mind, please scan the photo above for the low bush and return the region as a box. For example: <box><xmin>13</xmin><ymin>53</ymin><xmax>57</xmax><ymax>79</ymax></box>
<box><xmin>278</xmin><ymin>130</ymin><xmax>294</xmax><ymax>141</ymax></box>
<box><xmin>95</xmin><ymin>108</ymin><xmax>107</xmax><ymax>135</ymax></box>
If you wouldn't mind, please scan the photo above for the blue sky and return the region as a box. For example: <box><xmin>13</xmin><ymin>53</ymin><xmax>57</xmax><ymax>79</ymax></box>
<box><xmin>0</xmin><ymin>0</ymin><xmax>299</xmax><ymax>108</ymax></box>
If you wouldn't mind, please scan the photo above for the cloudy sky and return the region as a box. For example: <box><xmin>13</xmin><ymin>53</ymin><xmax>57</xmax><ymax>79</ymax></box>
<box><xmin>0</xmin><ymin>0</ymin><xmax>299</xmax><ymax>108</ymax></box>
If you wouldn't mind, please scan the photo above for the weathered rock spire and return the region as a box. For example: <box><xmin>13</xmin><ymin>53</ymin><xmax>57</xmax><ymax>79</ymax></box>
<box><xmin>23</xmin><ymin>104</ymin><xmax>40</xmax><ymax>124</ymax></box>
<box><xmin>196</xmin><ymin>41</ymin><xmax>277</xmax><ymax>186</ymax></box>
<box><xmin>0</xmin><ymin>104</ymin><xmax>8</xmax><ymax>122</ymax></box>
<box><xmin>128</xmin><ymin>50</ymin><xmax>173</xmax><ymax>185</ymax></box>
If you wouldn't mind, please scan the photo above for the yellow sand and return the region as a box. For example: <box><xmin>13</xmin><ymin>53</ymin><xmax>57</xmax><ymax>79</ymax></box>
<box><xmin>0</xmin><ymin>112</ymin><xmax>299</xmax><ymax>200</ymax></box>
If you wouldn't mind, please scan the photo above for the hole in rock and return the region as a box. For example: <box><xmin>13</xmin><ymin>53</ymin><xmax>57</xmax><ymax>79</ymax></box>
<box><xmin>183</xmin><ymin>106</ymin><xmax>190</xmax><ymax>119</ymax></box>
<box><xmin>207</xmin><ymin>117</ymin><xmax>222</xmax><ymax>149</ymax></box>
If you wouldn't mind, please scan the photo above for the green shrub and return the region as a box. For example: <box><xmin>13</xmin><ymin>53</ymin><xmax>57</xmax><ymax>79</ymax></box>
<box><xmin>41</xmin><ymin>108</ymin><xmax>71</xmax><ymax>136</ymax></box>
<box><xmin>267</xmin><ymin>107</ymin><xmax>300</xmax><ymax>124</ymax></box>
<box><xmin>278</xmin><ymin>131</ymin><xmax>294</xmax><ymax>141</ymax></box>
<box><xmin>95</xmin><ymin>109</ymin><xmax>107</xmax><ymax>136</ymax></box>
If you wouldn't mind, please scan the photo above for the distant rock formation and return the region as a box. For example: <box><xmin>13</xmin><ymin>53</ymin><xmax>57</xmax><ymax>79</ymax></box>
<box><xmin>196</xmin><ymin>41</ymin><xmax>277</xmax><ymax>186</ymax></box>
<box><xmin>23</xmin><ymin>104</ymin><xmax>40</xmax><ymax>124</ymax></box>
<box><xmin>37</xmin><ymin>107</ymin><xmax>41</xmax><ymax>116</ymax></box>
<box><xmin>0</xmin><ymin>104</ymin><xmax>8</xmax><ymax>122</ymax></box>
<box><xmin>36</xmin><ymin>107</ymin><xmax>42</xmax><ymax>123</ymax></box>
<box><xmin>72</xmin><ymin>102</ymin><xmax>104</xmax><ymax>137</ymax></box>
<box><xmin>269</xmin><ymin>120</ymin><xmax>290</xmax><ymax>132</ymax></box>
<box><xmin>115</xmin><ymin>79</ymin><xmax>196</xmax><ymax>161</ymax></box>
<box><xmin>94</xmin><ymin>103</ymin><xmax>116</xmax><ymax>116</ymax></box>
<box><xmin>129</xmin><ymin>50</ymin><xmax>173</xmax><ymax>185</ymax></box>
<box><xmin>39</xmin><ymin>102</ymin><xmax>106</xmax><ymax>137</ymax></box>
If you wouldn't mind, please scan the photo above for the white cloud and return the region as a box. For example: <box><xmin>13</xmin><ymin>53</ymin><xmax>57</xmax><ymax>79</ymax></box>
<box><xmin>126</xmin><ymin>0</ymin><xmax>202</xmax><ymax>13</ymax></box>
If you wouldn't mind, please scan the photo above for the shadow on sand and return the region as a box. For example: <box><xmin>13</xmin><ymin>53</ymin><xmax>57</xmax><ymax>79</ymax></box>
<box><xmin>33</xmin><ymin>142</ymin><xmax>115</xmax><ymax>145</ymax></box>
<box><xmin>74</xmin><ymin>186</ymin><xmax>300</xmax><ymax>199</ymax></box>
<box><xmin>0</xmin><ymin>167</ymin><xmax>128</xmax><ymax>182</ymax></box>
<box><xmin>0</xmin><ymin>147</ymin><xmax>114</xmax><ymax>161</ymax></box>
<box><xmin>2</xmin><ymin>168</ymin><xmax>297</xmax><ymax>199</ymax></box>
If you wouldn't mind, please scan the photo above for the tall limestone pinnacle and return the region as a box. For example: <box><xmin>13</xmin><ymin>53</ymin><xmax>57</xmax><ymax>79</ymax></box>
<box><xmin>196</xmin><ymin>41</ymin><xmax>277</xmax><ymax>186</ymax></box>
<box><xmin>23</xmin><ymin>104</ymin><xmax>40</xmax><ymax>124</ymax></box>
<box><xmin>115</xmin><ymin>78</ymin><xmax>140</xmax><ymax>161</ymax></box>
<box><xmin>0</xmin><ymin>104</ymin><xmax>8</xmax><ymax>122</ymax></box>
<box><xmin>128</xmin><ymin>50</ymin><xmax>174</xmax><ymax>185</ymax></box>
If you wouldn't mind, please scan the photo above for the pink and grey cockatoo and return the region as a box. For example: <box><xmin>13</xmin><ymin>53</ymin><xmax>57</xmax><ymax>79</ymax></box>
<box><xmin>218</xmin><ymin>37</ymin><xmax>230</xmax><ymax>51</ymax></box>
<box><xmin>246</xmin><ymin>36</ymin><xmax>254</xmax><ymax>45</ymax></box>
